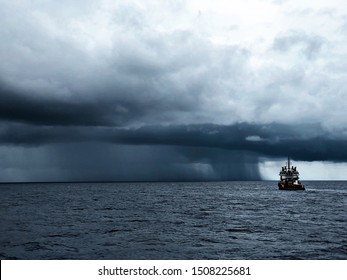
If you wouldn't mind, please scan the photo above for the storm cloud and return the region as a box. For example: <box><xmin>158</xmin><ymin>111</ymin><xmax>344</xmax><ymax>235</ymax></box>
<box><xmin>1</xmin><ymin>0</ymin><xmax>347</xmax><ymax>181</ymax></box>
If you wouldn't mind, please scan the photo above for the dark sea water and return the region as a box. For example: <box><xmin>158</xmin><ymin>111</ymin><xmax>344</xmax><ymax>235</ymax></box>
<box><xmin>0</xmin><ymin>181</ymin><xmax>346</xmax><ymax>260</ymax></box>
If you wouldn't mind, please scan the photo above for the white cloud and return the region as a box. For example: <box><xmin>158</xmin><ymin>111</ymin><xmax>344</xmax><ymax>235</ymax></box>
<box><xmin>245</xmin><ymin>135</ymin><xmax>264</xmax><ymax>142</ymax></box>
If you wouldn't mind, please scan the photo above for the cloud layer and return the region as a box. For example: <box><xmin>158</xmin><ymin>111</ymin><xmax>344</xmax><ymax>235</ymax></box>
<box><xmin>1</xmin><ymin>0</ymin><xmax>347</xmax><ymax>181</ymax></box>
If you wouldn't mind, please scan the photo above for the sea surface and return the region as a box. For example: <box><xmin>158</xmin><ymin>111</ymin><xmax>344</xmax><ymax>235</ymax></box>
<box><xmin>0</xmin><ymin>181</ymin><xmax>346</xmax><ymax>259</ymax></box>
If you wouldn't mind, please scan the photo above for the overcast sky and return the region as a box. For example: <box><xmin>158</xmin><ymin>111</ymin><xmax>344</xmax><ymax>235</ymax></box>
<box><xmin>1</xmin><ymin>0</ymin><xmax>347</xmax><ymax>182</ymax></box>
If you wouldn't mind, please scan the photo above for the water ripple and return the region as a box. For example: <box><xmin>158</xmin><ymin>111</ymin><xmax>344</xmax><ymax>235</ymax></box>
<box><xmin>0</xmin><ymin>181</ymin><xmax>346</xmax><ymax>259</ymax></box>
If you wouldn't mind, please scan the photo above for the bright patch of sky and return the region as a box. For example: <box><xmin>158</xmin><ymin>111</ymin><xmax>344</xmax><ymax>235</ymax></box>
<box><xmin>259</xmin><ymin>159</ymin><xmax>347</xmax><ymax>180</ymax></box>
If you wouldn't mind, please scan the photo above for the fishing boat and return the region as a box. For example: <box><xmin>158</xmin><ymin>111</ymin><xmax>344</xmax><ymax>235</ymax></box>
<box><xmin>278</xmin><ymin>158</ymin><xmax>305</xmax><ymax>190</ymax></box>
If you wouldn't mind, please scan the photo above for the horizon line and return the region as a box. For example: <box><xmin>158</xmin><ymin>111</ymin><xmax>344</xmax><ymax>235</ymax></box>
<box><xmin>1</xmin><ymin>179</ymin><xmax>346</xmax><ymax>184</ymax></box>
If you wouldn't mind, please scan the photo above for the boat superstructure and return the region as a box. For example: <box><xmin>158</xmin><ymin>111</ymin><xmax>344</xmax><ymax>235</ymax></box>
<box><xmin>278</xmin><ymin>158</ymin><xmax>305</xmax><ymax>190</ymax></box>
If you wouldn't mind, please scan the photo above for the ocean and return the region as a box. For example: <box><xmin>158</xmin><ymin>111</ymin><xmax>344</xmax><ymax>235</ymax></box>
<box><xmin>0</xmin><ymin>181</ymin><xmax>346</xmax><ymax>260</ymax></box>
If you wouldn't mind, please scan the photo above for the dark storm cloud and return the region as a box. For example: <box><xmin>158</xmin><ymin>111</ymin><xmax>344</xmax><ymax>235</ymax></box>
<box><xmin>0</xmin><ymin>82</ymin><xmax>116</xmax><ymax>126</ymax></box>
<box><xmin>2</xmin><ymin>120</ymin><xmax>346</xmax><ymax>182</ymax></box>
<box><xmin>0</xmin><ymin>0</ymin><xmax>256</xmax><ymax>128</ymax></box>
<box><xmin>0</xmin><ymin>25</ymin><xmax>221</xmax><ymax>127</ymax></box>
<box><xmin>2</xmin><ymin>121</ymin><xmax>346</xmax><ymax>163</ymax></box>
<box><xmin>107</xmin><ymin>123</ymin><xmax>347</xmax><ymax>162</ymax></box>
<box><xmin>0</xmin><ymin>76</ymin><xmax>202</xmax><ymax>127</ymax></box>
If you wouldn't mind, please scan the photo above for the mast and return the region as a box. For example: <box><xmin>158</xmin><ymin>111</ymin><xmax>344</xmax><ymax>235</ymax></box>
<box><xmin>288</xmin><ymin>157</ymin><xmax>290</xmax><ymax>169</ymax></box>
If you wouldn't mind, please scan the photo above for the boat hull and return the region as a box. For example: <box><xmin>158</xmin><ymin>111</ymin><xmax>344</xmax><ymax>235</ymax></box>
<box><xmin>278</xmin><ymin>181</ymin><xmax>305</xmax><ymax>191</ymax></box>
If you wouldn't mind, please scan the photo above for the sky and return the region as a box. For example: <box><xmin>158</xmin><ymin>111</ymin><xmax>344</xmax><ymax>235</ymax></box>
<box><xmin>1</xmin><ymin>0</ymin><xmax>347</xmax><ymax>182</ymax></box>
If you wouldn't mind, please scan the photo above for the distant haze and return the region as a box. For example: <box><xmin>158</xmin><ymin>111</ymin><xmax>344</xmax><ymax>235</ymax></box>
<box><xmin>1</xmin><ymin>0</ymin><xmax>347</xmax><ymax>182</ymax></box>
